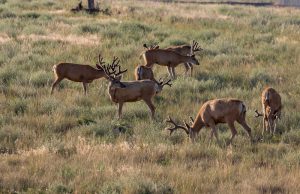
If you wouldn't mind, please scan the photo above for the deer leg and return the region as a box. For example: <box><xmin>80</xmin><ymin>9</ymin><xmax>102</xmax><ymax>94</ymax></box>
<box><xmin>227</xmin><ymin>122</ymin><xmax>237</xmax><ymax>145</ymax></box>
<box><xmin>184</xmin><ymin>63</ymin><xmax>189</xmax><ymax>76</ymax></box>
<box><xmin>82</xmin><ymin>82</ymin><xmax>88</xmax><ymax>95</ymax></box>
<box><xmin>171</xmin><ymin>67</ymin><xmax>176</xmax><ymax>79</ymax></box>
<box><xmin>237</xmin><ymin>119</ymin><xmax>253</xmax><ymax>142</ymax></box>
<box><xmin>50</xmin><ymin>77</ymin><xmax>63</xmax><ymax>95</ymax></box>
<box><xmin>118</xmin><ymin>102</ymin><xmax>123</xmax><ymax>119</ymax></box>
<box><xmin>143</xmin><ymin>99</ymin><xmax>155</xmax><ymax>119</ymax></box>
<box><xmin>208</xmin><ymin>121</ymin><xmax>219</xmax><ymax>144</ymax></box>
<box><xmin>167</xmin><ymin>66</ymin><xmax>173</xmax><ymax>78</ymax></box>
<box><xmin>189</xmin><ymin>63</ymin><xmax>193</xmax><ymax>77</ymax></box>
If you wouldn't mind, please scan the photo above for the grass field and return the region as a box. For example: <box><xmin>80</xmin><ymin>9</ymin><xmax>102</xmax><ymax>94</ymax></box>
<box><xmin>0</xmin><ymin>0</ymin><xmax>300</xmax><ymax>193</ymax></box>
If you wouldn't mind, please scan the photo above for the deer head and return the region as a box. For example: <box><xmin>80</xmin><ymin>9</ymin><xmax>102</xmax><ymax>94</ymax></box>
<box><xmin>155</xmin><ymin>78</ymin><xmax>172</xmax><ymax>93</ymax></box>
<box><xmin>97</xmin><ymin>54</ymin><xmax>127</xmax><ymax>88</ymax></box>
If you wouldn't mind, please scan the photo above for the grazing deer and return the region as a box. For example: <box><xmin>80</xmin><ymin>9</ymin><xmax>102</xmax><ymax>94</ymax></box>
<box><xmin>141</xmin><ymin>47</ymin><xmax>199</xmax><ymax>79</ymax></box>
<box><xmin>99</xmin><ymin>55</ymin><xmax>172</xmax><ymax>119</ymax></box>
<box><xmin>51</xmin><ymin>57</ymin><xmax>108</xmax><ymax>95</ymax></box>
<box><xmin>166</xmin><ymin>40</ymin><xmax>203</xmax><ymax>76</ymax></box>
<box><xmin>165</xmin><ymin>98</ymin><xmax>253</xmax><ymax>144</ymax></box>
<box><xmin>255</xmin><ymin>87</ymin><xmax>282</xmax><ymax>134</ymax></box>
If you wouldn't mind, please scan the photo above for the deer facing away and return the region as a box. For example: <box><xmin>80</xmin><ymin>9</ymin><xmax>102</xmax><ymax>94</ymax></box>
<box><xmin>141</xmin><ymin>48</ymin><xmax>199</xmax><ymax>79</ymax></box>
<box><xmin>165</xmin><ymin>98</ymin><xmax>253</xmax><ymax>144</ymax></box>
<box><xmin>99</xmin><ymin>55</ymin><xmax>171</xmax><ymax>119</ymax></box>
<box><xmin>255</xmin><ymin>87</ymin><xmax>282</xmax><ymax>134</ymax></box>
<box><xmin>51</xmin><ymin>58</ymin><xmax>108</xmax><ymax>95</ymax></box>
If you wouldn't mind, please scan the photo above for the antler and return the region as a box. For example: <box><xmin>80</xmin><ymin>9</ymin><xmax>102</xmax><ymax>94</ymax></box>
<box><xmin>190</xmin><ymin>116</ymin><xmax>194</xmax><ymax>123</ymax></box>
<box><xmin>150</xmin><ymin>44</ymin><xmax>159</xmax><ymax>50</ymax></box>
<box><xmin>191</xmin><ymin>40</ymin><xmax>202</xmax><ymax>53</ymax></box>
<box><xmin>100</xmin><ymin>56</ymin><xmax>127</xmax><ymax>79</ymax></box>
<box><xmin>160</xmin><ymin>79</ymin><xmax>172</xmax><ymax>88</ymax></box>
<box><xmin>254</xmin><ymin>110</ymin><xmax>263</xmax><ymax>117</ymax></box>
<box><xmin>96</xmin><ymin>54</ymin><xmax>106</xmax><ymax>70</ymax></box>
<box><xmin>165</xmin><ymin>116</ymin><xmax>189</xmax><ymax>135</ymax></box>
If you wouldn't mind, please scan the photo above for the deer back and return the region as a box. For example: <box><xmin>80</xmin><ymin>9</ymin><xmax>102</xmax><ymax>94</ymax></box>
<box><xmin>108</xmin><ymin>80</ymin><xmax>157</xmax><ymax>103</ymax></box>
<box><xmin>54</xmin><ymin>63</ymin><xmax>106</xmax><ymax>82</ymax></box>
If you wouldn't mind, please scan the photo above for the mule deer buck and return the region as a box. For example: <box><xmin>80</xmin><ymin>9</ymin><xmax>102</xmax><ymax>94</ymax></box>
<box><xmin>51</xmin><ymin>57</ymin><xmax>108</xmax><ymax>95</ymax></box>
<box><xmin>165</xmin><ymin>40</ymin><xmax>203</xmax><ymax>76</ymax></box>
<box><xmin>99</xmin><ymin>55</ymin><xmax>172</xmax><ymax>119</ymax></box>
<box><xmin>255</xmin><ymin>87</ymin><xmax>282</xmax><ymax>134</ymax></box>
<box><xmin>134</xmin><ymin>65</ymin><xmax>158</xmax><ymax>82</ymax></box>
<box><xmin>165</xmin><ymin>98</ymin><xmax>253</xmax><ymax>144</ymax></box>
<box><xmin>141</xmin><ymin>45</ymin><xmax>199</xmax><ymax>79</ymax></box>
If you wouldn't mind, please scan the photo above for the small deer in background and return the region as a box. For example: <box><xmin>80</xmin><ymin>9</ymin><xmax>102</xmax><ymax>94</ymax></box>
<box><xmin>166</xmin><ymin>40</ymin><xmax>203</xmax><ymax>76</ymax></box>
<box><xmin>141</xmin><ymin>45</ymin><xmax>199</xmax><ymax>79</ymax></box>
<box><xmin>99</xmin><ymin>55</ymin><xmax>172</xmax><ymax>119</ymax></box>
<box><xmin>134</xmin><ymin>65</ymin><xmax>157</xmax><ymax>82</ymax></box>
<box><xmin>165</xmin><ymin>98</ymin><xmax>253</xmax><ymax>144</ymax></box>
<box><xmin>51</xmin><ymin>58</ymin><xmax>108</xmax><ymax>95</ymax></box>
<box><xmin>255</xmin><ymin>87</ymin><xmax>282</xmax><ymax>134</ymax></box>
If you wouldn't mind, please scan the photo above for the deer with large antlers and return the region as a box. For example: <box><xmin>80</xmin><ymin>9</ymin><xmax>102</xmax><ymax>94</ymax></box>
<box><xmin>255</xmin><ymin>87</ymin><xmax>282</xmax><ymax>134</ymax></box>
<box><xmin>165</xmin><ymin>40</ymin><xmax>203</xmax><ymax>76</ymax></box>
<box><xmin>50</xmin><ymin>56</ymin><xmax>108</xmax><ymax>95</ymax></box>
<box><xmin>99</xmin><ymin>55</ymin><xmax>171</xmax><ymax>119</ymax></box>
<box><xmin>165</xmin><ymin>98</ymin><xmax>253</xmax><ymax>144</ymax></box>
<box><xmin>141</xmin><ymin>42</ymin><xmax>200</xmax><ymax>79</ymax></box>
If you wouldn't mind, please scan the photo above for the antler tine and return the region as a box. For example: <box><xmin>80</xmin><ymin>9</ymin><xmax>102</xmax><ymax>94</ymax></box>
<box><xmin>189</xmin><ymin>116</ymin><xmax>194</xmax><ymax>123</ymax></box>
<box><xmin>162</xmin><ymin>79</ymin><xmax>172</xmax><ymax>87</ymax></box>
<box><xmin>98</xmin><ymin>54</ymin><xmax>106</xmax><ymax>65</ymax></box>
<box><xmin>165</xmin><ymin>116</ymin><xmax>189</xmax><ymax>135</ymax></box>
<box><xmin>115</xmin><ymin>65</ymin><xmax>128</xmax><ymax>76</ymax></box>
<box><xmin>255</xmin><ymin>110</ymin><xmax>263</xmax><ymax>118</ymax></box>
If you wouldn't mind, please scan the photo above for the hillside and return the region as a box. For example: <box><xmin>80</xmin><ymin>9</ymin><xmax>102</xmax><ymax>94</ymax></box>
<box><xmin>0</xmin><ymin>0</ymin><xmax>300</xmax><ymax>193</ymax></box>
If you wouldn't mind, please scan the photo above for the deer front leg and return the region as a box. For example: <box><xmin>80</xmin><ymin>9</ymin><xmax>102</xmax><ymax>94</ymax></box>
<box><xmin>227</xmin><ymin>122</ymin><xmax>237</xmax><ymax>145</ymax></box>
<box><xmin>50</xmin><ymin>77</ymin><xmax>63</xmax><ymax>95</ymax></box>
<box><xmin>118</xmin><ymin>102</ymin><xmax>123</xmax><ymax>119</ymax></box>
<box><xmin>171</xmin><ymin>67</ymin><xmax>176</xmax><ymax>79</ymax></box>
<box><xmin>143</xmin><ymin>99</ymin><xmax>155</xmax><ymax>119</ymax></box>
<box><xmin>82</xmin><ymin>82</ymin><xmax>88</xmax><ymax>95</ymax></box>
<box><xmin>184</xmin><ymin>63</ymin><xmax>189</xmax><ymax>76</ymax></box>
<box><xmin>167</xmin><ymin>66</ymin><xmax>173</xmax><ymax>78</ymax></box>
<box><xmin>208</xmin><ymin>121</ymin><xmax>220</xmax><ymax>145</ymax></box>
<box><xmin>189</xmin><ymin>63</ymin><xmax>193</xmax><ymax>77</ymax></box>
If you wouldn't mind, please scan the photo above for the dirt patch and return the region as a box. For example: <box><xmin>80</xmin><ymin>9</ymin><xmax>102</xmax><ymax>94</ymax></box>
<box><xmin>18</xmin><ymin>33</ymin><xmax>100</xmax><ymax>45</ymax></box>
<box><xmin>0</xmin><ymin>34</ymin><xmax>11</xmax><ymax>44</ymax></box>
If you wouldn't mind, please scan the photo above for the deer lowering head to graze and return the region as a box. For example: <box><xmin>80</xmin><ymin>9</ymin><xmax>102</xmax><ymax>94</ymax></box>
<box><xmin>255</xmin><ymin>87</ymin><xmax>282</xmax><ymax>135</ymax></box>
<box><xmin>165</xmin><ymin>98</ymin><xmax>253</xmax><ymax>144</ymax></box>
<box><xmin>141</xmin><ymin>46</ymin><xmax>199</xmax><ymax>79</ymax></box>
<box><xmin>166</xmin><ymin>40</ymin><xmax>203</xmax><ymax>76</ymax></box>
<box><xmin>51</xmin><ymin>56</ymin><xmax>108</xmax><ymax>95</ymax></box>
<box><xmin>99</xmin><ymin>55</ymin><xmax>171</xmax><ymax>119</ymax></box>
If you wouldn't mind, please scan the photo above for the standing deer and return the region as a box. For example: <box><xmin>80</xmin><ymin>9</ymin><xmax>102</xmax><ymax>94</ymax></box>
<box><xmin>165</xmin><ymin>98</ymin><xmax>253</xmax><ymax>144</ymax></box>
<box><xmin>134</xmin><ymin>65</ymin><xmax>157</xmax><ymax>82</ymax></box>
<box><xmin>166</xmin><ymin>40</ymin><xmax>203</xmax><ymax>76</ymax></box>
<box><xmin>255</xmin><ymin>87</ymin><xmax>282</xmax><ymax>134</ymax></box>
<box><xmin>99</xmin><ymin>55</ymin><xmax>172</xmax><ymax>119</ymax></box>
<box><xmin>51</xmin><ymin>57</ymin><xmax>108</xmax><ymax>95</ymax></box>
<box><xmin>141</xmin><ymin>47</ymin><xmax>199</xmax><ymax>79</ymax></box>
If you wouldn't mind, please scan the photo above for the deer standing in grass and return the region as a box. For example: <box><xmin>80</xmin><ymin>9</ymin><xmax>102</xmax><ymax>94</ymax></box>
<box><xmin>51</xmin><ymin>59</ymin><xmax>108</xmax><ymax>95</ymax></box>
<box><xmin>141</xmin><ymin>43</ymin><xmax>200</xmax><ymax>79</ymax></box>
<box><xmin>255</xmin><ymin>87</ymin><xmax>282</xmax><ymax>134</ymax></box>
<box><xmin>99</xmin><ymin>55</ymin><xmax>172</xmax><ymax>119</ymax></box>
<box><xmin>165</xmin><ymin>98</ymin><xmax>253</xmax><ymax>144</ymax></box>
<box><xmin>165</xmin><ymin>40</ymin><xmax>203</xmax><ymax>76</ymax></box>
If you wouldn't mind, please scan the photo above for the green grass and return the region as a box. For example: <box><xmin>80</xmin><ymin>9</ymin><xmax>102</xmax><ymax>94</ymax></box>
<box><xmin>0</xmin><ymin>0</ymin><xmax>299</xmax><ymax>193</ymax></box>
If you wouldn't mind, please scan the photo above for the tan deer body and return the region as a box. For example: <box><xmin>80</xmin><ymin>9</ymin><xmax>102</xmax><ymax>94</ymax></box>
<box><xmin>166</xmin><ymin>98</ymin><xmax>252</xmax><ymax>144</ymax></box>
<box><xmin>166</xmin><ymin>45</ymin><xmax>197</xmax><ymax>76</ymax></box>
<box><xmin>142</xmin><ymin>49</ymin><xmax>199</xmax><ymax>79</ymax></box>
<box><xmin>256</xmin><ymin>87</ymin><xmax>282</xmax><ymax>134</ymax></box>
<box><xmin>51</xmin><ymin>63</ymin><xmax>107</xmax><ymax>95</ymax></box>
<box><xmin>99</xmin><ymin>55</ymin><xmax>171</xmax><ymax>119</ymax></box>
<box><xmin>134</xmin><ymin>65</ymin><xmax>155</xmax><ymax>81</ymax></box>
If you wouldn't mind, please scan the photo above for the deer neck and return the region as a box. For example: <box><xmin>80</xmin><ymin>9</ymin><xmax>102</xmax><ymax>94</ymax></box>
<box><xmin>179</xmin><ymin>55</ymin><xmax>192</xmax><ymax>63</ymax></box>
<box><xmin>95</xmin><ymin>69</ymin><xmax>108</xmax><ymax>79</ymax></box>
<box><xmin>191</xmin><ymin>117</ymin><xmax>205</xmax><ymax>133</ymax></box>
